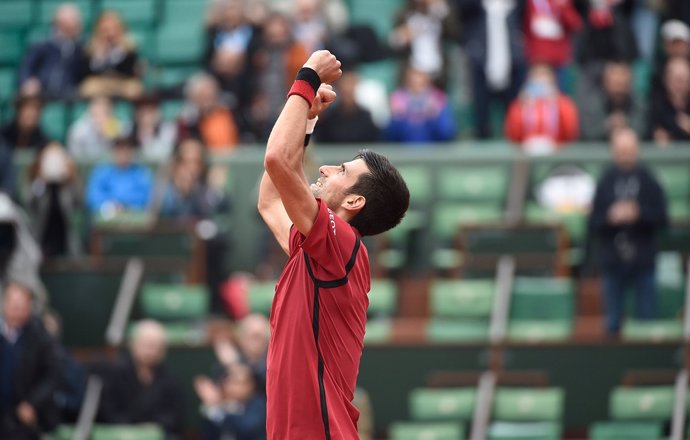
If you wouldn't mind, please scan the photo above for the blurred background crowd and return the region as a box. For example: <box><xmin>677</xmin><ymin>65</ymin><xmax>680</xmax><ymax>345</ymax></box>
<box><xmin>1</xmin><ymin>0</ymin><xmax>690</xmax><ymax>439</ymax></box>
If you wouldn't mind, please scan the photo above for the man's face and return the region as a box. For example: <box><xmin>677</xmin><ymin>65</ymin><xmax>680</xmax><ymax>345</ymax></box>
<box><xmin>311</xmin><ymin>158</ymin><xmax>369</xmax><ymax>210</ymax></box>
<box><xmin>603</xmin><ymin>64</ymin><xmax>631</xmax><ymax>97</ymax></box>
<box><xmin>113</xmin><ymin>144</ymin><xmax>134</xmax><ymax>168</ymax></box>
<box><xmin>130</xmin><ymin>327</ymin><xmax>166</xmax><ymax>368</ymax></box>
<box><xmin>612</xmin><ymin>131</ymin><xmax>639</xmax><ymax>171</ymax></box>
<box><xmin>2</xmin><ymin>284</ymin><xmax>33</xmax><ymax>330</ymax></box>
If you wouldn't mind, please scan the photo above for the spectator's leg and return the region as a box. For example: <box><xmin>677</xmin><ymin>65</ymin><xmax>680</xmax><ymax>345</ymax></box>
<box><xmin>470</xmin><ymin>61</ymin><xmax>491</xmax><ymax>139</ymax></box>
<box><xmin>634</xmin><ymin>267</ymin><xmax>658</xmax><ymax>320</ymax></box>
<box><xmin>601</xmin><ymin>270</ymin><xmax>626</xmax><ymax>335</ymax></box>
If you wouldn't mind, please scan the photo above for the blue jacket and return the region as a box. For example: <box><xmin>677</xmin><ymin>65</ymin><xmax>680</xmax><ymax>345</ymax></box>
<box><xmin>386</xmin><ymin>89</ymin><xmax>456</xmax><ymax>143</ymax></box>
<box><xmin>19</xmin><ymin>37</ymin><xmax>84</xmax><ymax>99</ymax></box>
<box><xmin>202</xmin><ymin>396</ymin><xmax>266</xmax><ymax>440</ymax></box>
<box><xmin>86</xmin><ymin>163</ymin><xmax>152</xmax><ymax>213</ymax></box>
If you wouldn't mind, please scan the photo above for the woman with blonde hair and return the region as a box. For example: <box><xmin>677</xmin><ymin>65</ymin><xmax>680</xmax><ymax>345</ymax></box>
<box><xmin>79</xmin><ymin>11</ymin><xmax>143</xmax><ymax>99</ymax></box>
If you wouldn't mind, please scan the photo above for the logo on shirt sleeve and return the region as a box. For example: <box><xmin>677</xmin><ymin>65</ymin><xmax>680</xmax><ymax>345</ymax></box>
<box><xmin>327</xmin><ymin>208</ymin><xmax>337</xmax><ymax>236</ymax></box>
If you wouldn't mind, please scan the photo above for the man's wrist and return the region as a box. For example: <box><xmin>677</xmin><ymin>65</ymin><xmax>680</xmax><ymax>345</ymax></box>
<box><xmin>288</xmin><ymin>68</ymin><xmax>321</xmax><ymax>107</ymax></box>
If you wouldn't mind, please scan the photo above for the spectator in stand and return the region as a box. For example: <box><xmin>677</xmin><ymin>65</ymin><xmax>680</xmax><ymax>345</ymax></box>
<box><xmin>27</xmin><ymin>142</ymin><xmax>82</xmax><ymax>258</ymax></box>
<box><xmin>0</xmin><ymin>282</ymin><xmax>59</xmax><ymax>440</ymax></box>
<box><xmin>159</xmin><ymin>140</ymin><xmax>230</xmax><ymax>220</ymax></box>
<box><xmin>204</xmin><ymin>0</ymin><xmax>258</xmax><ymax>112</ymax></box>
<box><xmin>505</xmin><ymin>63</ymin><xmax>579</xmax><ymax>154</ymax></box>
<box><xmin>456</xmin><ymin>0</ymin><xmax>527</xmax><ymax>139</ymax></box>
<box><xmin>578</xmin><ymin>61</ymin><xmax>646</xmax><ymax>141</ymax></box>
<box><xmin>292</xmin><ymin>0</ymin><xmax>333</xmax><ymax>55</ymax></box>
<box><xmin>1</xmin><ymin>96</ymin><xmax>49</xmax><ymax>151</ymax></box>
<box><xmin>41</xmin><ymin>310</ymin><xmax>86</xmax><ymax>424</ymax></box>
<box><xmin>18</xmin><ymin>3</ymin><xmax>84</xmax><ymax>99</ymax></box>
<box><xmin>0</xmin><ymin>140</ymin><xmax>15</xmax><ymax>198</ymax></box>
<box><xmin>86</xmin><ymin>137</ymin><xmax>153</xmax><ymax>216</ymax></box>
<box><xmin>385</xmin><ymin>66</ymin><xmax>456</xmax><ymax>143</ymax></box>
<box><xmin>79</xmin><ymin>11</ymin><xmax>142</xmax><ymax>100</ymax></box>
<box><xmin>315</xmin><ymin>70</ymin><xmax>380</xmax><ymax>144</ymax></box>
<box><xmin>67</xmin><ymin>96</ymin><xmax>127</xmax><ymax>160</ymax></box>
<box><xmin>98</xmin><ymin>320</ymin><xmax>184</xmax><ymax>440</ymax></box>
<box><xmin>522</xmin><ymin>0</ymin><xmax>582</xmax><ymax>90</ymax></box>
<box><xmin>250</xmin><ymin>12</ymin><xmax>309</xmax><ymax>140</ymax></box>
<box><xmin>126</xmin><ymin>94</ymin><xmax>177</xmax><ymax>161</ymax></box>
<box><xmin>650</xmin><ymin>20</ymin><xmax>690</xmax><ymax>102</ymax></box>
<box><xmin>194</xmin><ymin>362</ymin><xmax>266</xmax><ymax>440</ymax></box>
<box><xmin>178</xmin><ymin>73</ymin><xmax>240</xmax><ymax>150</ymax></box>
<box><xmin>576</xmin><ymin>0</ymin><xmax>638</xmax><ymax>102</ymax></box>
<box><xmin>650</xmin><ymin>57</ymin><xmax>690</xmax><ymax>144</ymax></box>
<box><xmin>390</xmin><ymin>0</ymin><xmax>459</xmax><ymax>84</ymax></box>
<box><xmin>589</xmin><ymin>128</ymin><xmax>668</xmax><ymax>336</ymax></box>
<box><xmin>0</xmin><ymin>194</ymin><xmax>46</xmax><ymax>311</ymax></box>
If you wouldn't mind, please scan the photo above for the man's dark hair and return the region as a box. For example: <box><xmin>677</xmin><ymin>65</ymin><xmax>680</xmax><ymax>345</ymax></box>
<box><xmin>347</xmin><ymin>150</ymin><xmax>409</xmax><ymax>236</ymax></box>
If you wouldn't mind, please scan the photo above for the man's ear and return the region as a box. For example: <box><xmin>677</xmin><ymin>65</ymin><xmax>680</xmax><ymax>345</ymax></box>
<box><xmin>342</xmin><ymin>194</ymin><xmax>366</xmax><ymax>214</ymax></box>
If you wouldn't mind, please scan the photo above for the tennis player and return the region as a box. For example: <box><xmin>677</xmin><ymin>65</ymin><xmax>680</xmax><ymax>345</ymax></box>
<box><xmin>258</xmin><ymin>50</ymin><xmax>409</xmax><ymax>440</ymax></box>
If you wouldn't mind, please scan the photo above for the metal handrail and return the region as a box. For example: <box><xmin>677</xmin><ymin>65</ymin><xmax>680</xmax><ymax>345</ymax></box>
<box><xmin>489</xmin><ymin>256</ymin><xmax>516</xmax><ymax>344</ymax></box>
<box><xmin>105</xmin><ymin>258</ymin><xmax>145</xmax><ymax>347</ymax></box>
<box><xmin>469</xmin><ymin>371</ymin><xmax>497</xmax><ymax>440</ymax></box>
<box><xmin>71</xmin><ymin>376</ymin><xmax>103</xmax><ymax>440</ymax></box>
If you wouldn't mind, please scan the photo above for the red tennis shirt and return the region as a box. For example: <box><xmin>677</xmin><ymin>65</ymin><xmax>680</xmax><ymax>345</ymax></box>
<box><xmin>266</xmin><ymin>199</ymin><xmax>370</xmax><ymax>440</ymax></box>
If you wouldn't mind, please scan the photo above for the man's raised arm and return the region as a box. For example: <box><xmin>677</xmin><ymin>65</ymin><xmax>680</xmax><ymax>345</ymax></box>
<box><xmin>257</xmin><ymin>51</ymin><xmax>341</xmax><ymax>253</ymax></box>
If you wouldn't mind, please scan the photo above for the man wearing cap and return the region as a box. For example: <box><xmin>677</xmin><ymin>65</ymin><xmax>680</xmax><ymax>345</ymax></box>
<box><xmin>650</xmin><ymin>20</ymin><xmax>690</xmax><ymax>100</ymax></box>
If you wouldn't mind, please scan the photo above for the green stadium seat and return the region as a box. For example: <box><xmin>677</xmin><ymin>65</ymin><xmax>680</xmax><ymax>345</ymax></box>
<box><xmin>39</xmin><ymin>0</ymin><xmax>94</xmax><ymax>26</ymax></box>
<box><xmin>113</xmin><ymin>100</ymin><xmax>134</xmax><ymax>122</ymax></box>
<box><xmin>153</xmin><ymin>67</ymin><xmax>196</xmax><ymax>89</ymax></box>
<box><xmin>589</xmin><ymin>421</ymin><xmax>663</xmax><ymax>440</ymax></box>
<box><xmin>493</xmin><ymin>388</ymin><xmax>564</xmax><ymax>422</ymax></box>
<box><xmin>155</xmin><ymin>24</ymin><xmax>204</xmax><ymax>65</ymax></box>
<box><xmin>0</xmin><ymin>31</ymin><xmax>25</xmax><ymax>65</ymax></box>
<box><xmin>348</xmin><ymin>0</ymin><xmax>402</xmax><ymax>39</ymax></box>
<box><xmin>158</xmin><ymin>321</ymin><xmax>206</xmax><ymax>345</ymax></box>
<box><xmin>357</xmin><ymin>59</ymin><xmax>400</xmax><ymax>93</ymax></box>
<box><xmin>163</xmin><ymin>0</ymin><xmax>208</xmax><ymax>26</ymax></box>
<box><xmin>96</xmin><ymin>227</ymin><xmax>198</xmax><ymax>258</ymax></box>
<box><xmin>426</xmin><ymin>319</ymin><xmax>489</xmax><ymax>342</ymax></box>
<box><xmin>0</xmin><ymin>1</ymin><xmax>33</xmax><ymax>28</ymax></box>
<box><xmin>438</xmin><ymin>166</ymin><xmax>509</xmax><ymax>203</ymax></box>
<box><xmin>91</xmin><ymin>423</ymin><xmax>165</xmax><ymax>440</ymax></box>
<box><xmin>621</xmin><ymin>320</ymin><xmax>683</xmax><ymax>342</ymax></box>
<box><xmin>93</xmin><ymin>210</ymin><xmax>152</xmax><ymax>229</ymax></box>
<box><xmin>652</xmin><ymin>165</ymin><xmax>689</xmax><ymax>200</ymax></box>
<box><xmin>364</xmin><ymin>319</ymin><xmax>391</xmax><ymax>343</ymax></box>
<box><xmin>129</xmin><ymin>26</ymin><xmax>156</xmax><ymax>61</ymax></box>
<box><xmin>160</xmin><ymin>99</ymin><xmax>185</xmax><ymax>121</ymax></box>
<box><xmin>430</xmin><ymin>279</ymin><xmax>495</xmax><ymax>319</ymax></box>
<box><xmin>409</xmin><ymin>388</ymin><xmax>476</xmax><ymax>421</ymax></box>
<box><xmin>609</xmin><ymin>386</ymin><xmax>675</xmax><ymax>420</ymax></box>
<box><xmin>487</xmin><ymin>421</ymin><xmax>560</xmax><ymax>440</ymax></box>
<box><xmin>102</xmin><ymin>0</ymin><xmax>158</xmax><ymax>26</ymax></box>
<box><xmin>390</xmin><ymin>421</ymin><xmax>465</xmax><ymax>440</ymax></box>
<box><xmin>139</xmin><ymin>283</ymin><xmax>209</xmax><ymax>320</ymax></box>
<box><xmin>247</xmin><ymin>280</ymin><xmax>276</xmax><ymax>315</ymax></box>
<box><xmin>368</xmin><ymin>278</ymin><xmax>397</xmax><ymax>316</ymax></box>
<box><xmin>432</xmin><ymin>203</ymin><xmax>504</xmax><ymax>243</ymax></box>
<box><xmin>51</xmin><ymin>424</ymin><xmax>76</xmax><ymax>440</ymax></box>
<box><xmin>41</xmin><ymin>102</ymin><xmax>69</xmax><ymax>141</ymax></box>
<box><xmin>397</xmin><ymin>165</ymin><xmax>433</xmax><ymax>204</ymax></box>
<box><xmin>510</xmin><ymin>277</ymin><xmax>574</xmax><ymax>321</ymax></box>
<box><xmin>506</xmin><ymin>320</ymin><xmax>571</xmax><ymax>342</ymax></box>
<box><xmin>0</xmin><ymin>68</ymin><xmax>16</xmax><ymax>102</ymax></box>
<box><xmin>524</xmin><ymin>203</ymin><xmax>588</xmax><ymax>244</ymax></box>
<box><xmin>656</xmin><ymin>252</ymin><xmax>685</xmax><ymax>319</ymax></box>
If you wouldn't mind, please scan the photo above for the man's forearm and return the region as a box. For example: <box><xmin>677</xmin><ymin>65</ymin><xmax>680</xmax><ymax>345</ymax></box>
<box><xmin>264</xmin><ymin>96</ymin><xmax>311</xmax><ymax>173</ymax></box>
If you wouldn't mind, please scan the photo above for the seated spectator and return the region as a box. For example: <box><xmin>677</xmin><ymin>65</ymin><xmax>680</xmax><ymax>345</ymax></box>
<box><xmin>315</xmin><ymin>70</ymin><xmax>380</xmax><ymax>144</ymax></box>
<box><xmin>0</xmin><ymin>282</ymin><xmax>59</xmax><ymax>440</ymax></box>
<box><xmin>42</xmin><ymin>309</ymin><xmax>86</xmax><ymax>424</ymax></box>
<box><xmin>578</xmin><ymin>61</ymin><xmax>646</xmax><ymax>141</ymax></box>
<box><xmin>86</xmin><ymin>137</ymin><xmax>153</xmax><ymax>216</ymax></box>
<box><xmin>1</xmin><ymin>96</ymin><xmax>49</xmax><ymax>151</ymax></box>
<box><xmin>126</xmin><ymin>94</ymin><xmax>177</xmax><ymax>161</ymax></box>
<box><xmin>204</xmin><ymin>0</ymin><xmax>258</xmax><ymax>107</ymax></box>
<box><xmin>250</xmin><ymin>12</ymin><xmax>309</xmax><ymax>140</ymax></box>
<box><xmin>385</xmin><ymin>66</ymin><xmax>456</xmax><ymax>143</ymax></box>
<box><xmin>588</xmin><ymin>128</ymin><xmax>668</xmax><ymax>336</ymax></box>
<box><xmin>178</xmin><ymin>73</ymin><xmax>240</xmax><ymax>150</ymax></box>
<box><xmin>650</xmin><ymin>20</ymin><xmax>690</xmax><ymax>100</ymax></box>
<box><xmin>505</xmin><ymin>64</ymin><xmax>579</xmax><ymax>154</ymax></box>
<box><xmin>292</xmin><ymin>0</ymin><xmax>332</xmax><ymax>55</ymax></box>
<box><xmin>236</xmin><ymin>314</ymin><xmax>268</xmax><ymax>392</ymax></box>
<box><xmin>98</xmin><ymin>320</ymin><xmax>184</xmax><ymax>439</ymax></box>
<box><xmin>18</xmin><ymin>3</ymin><xmax>84</xmax><ymax>99</ymax></box>
<box><xmin>79</xmin><ymin>11</ymin><xmax>142</xmax><ymax>100</ymax></box>
<box><xmin>650</xmin><ymin>57</ymin><xmax>690</xmax><ymax>144</ymax></box>
<box><xmin>390</xmin><ymin>0</ymin><xmax>458</xmax><ymax>84</ymax></box>
<box><xmin>194</xmin><ymin>362</ymin><xmax>266</xmax><ymax>440</ymax></box>
<box><xmin>159</xmin><ymin>140</ymin><xmax>230</xmax><ymax>220</ymax></box>
<box><xmin>67</xmin><ymin>96</ymin><xmax>127</xmax><ymax>159</ymax></box>
<box><xmin>523</xmin><ymin>0</ymin><xmax>582</xmax><ymax>89</ymax></box>
<box><xmin>0</xmin><ymin>140</ymin><xmax>15</xmax><ymax>197</ymax></box>
<box><xmin>27</xmin><ymin>142</ymin><xmax>82</xmax><ymax>258</ymax></box>
<box><xmin>0</xmin><ymin>193</ymin><xmax>46</xmax><ymax>311</ymax></box>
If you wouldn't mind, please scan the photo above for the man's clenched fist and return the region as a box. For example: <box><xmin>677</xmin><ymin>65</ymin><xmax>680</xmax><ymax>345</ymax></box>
<box><xmin>304</xmin><ymin>50</ymin><xmax>342</xmax><ymax>84</ymax></box>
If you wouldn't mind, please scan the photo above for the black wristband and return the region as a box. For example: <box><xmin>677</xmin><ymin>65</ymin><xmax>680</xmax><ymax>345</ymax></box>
<box><xmin>304</xmin><ymin>133</ymin><xmax>312</xmax><ymax>147</ymax></box>
<box><xmin>296</xmin><ymin>67</ymin><xmax>321</xmax><ymax>94</ymax></box>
